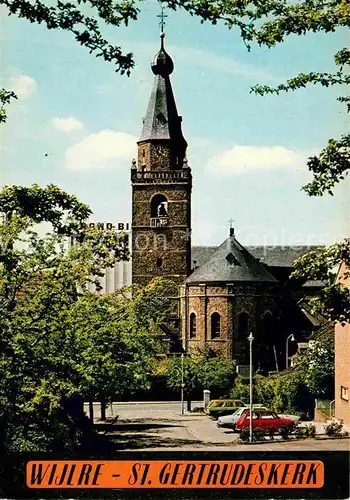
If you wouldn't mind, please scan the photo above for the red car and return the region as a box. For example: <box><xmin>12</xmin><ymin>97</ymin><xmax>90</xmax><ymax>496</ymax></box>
<box><xmin>235</xmin><ymin>409</ymin><xmax>295</xmax><ymax>433</ymax></box>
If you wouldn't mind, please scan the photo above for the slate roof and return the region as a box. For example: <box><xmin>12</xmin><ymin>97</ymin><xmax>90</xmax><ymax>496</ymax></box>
<box><xmin>138</xmin><ymin>38</ymin><xmax>187</xmax><ymax>148</ymax></box>
<box><xmin>192</xmin><ymin>245</ymin><xmax>322</xmax><ymax>269</ymax></box>
<box><xmin>139</xmin><ymin>75</ymin><xmax>185</xmax><ymax>143</ymax></box>
<box><xmin>186</xmin><ymin>234</ymin><xmax>277</xmax><ymax>284</ymax></box>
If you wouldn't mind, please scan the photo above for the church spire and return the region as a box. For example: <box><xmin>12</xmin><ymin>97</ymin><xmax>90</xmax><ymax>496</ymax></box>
<box><xmin>138</xmin><ymin>30</ymin><xmax>187</xmax><ymax>168</ymax></box>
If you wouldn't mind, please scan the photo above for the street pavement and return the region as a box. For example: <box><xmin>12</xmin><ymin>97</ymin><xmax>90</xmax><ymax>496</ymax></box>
<box><xmin>84</xmin><ymin>401</ymin><xmax>350</xmax><ymax>451</ymax></box>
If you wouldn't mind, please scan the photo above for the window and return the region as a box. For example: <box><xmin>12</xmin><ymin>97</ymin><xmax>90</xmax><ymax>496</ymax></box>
<box><xmin>156</xmin><ymin>257</ymin><xmax>163</xmax><ymax>269</ymax></box>
<box><xmin>211</xmin><ymin>312</ymin><xmax>221</xmax><ymax>339</ymax></box>
<box><xmin>341</xmin><ymin>386</ymin><xmax>349</xmax><ymax>401</ymax></box>
<box><xmin>190</xmin><ymin>313</ymin><xmax>197</xmax><ymax>338</ymax></box>
<box><xmin>150</xmin><ymin>194</ymin><xmax>168</xmax><ymax>218</ymax></box>
<box><xmin>238</xmin><ymin>312</ymin><xmax>249</xmax><ymax>340</ymax></box>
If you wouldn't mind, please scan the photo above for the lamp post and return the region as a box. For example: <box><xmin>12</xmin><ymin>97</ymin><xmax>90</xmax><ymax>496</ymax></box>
<box><xmin>248</xmin><ymin>331</ymin><xmax>254</xmax><ymax>444</ymax></box>
<box><xmin>286</xmin><ymin>334</ymin><xmax>295</xmax><ymax>369</ymax></box>
<box><xmin>181</xmin><ymin>352</ymin><xmax>185</xmax><ymax>415</ymax></box>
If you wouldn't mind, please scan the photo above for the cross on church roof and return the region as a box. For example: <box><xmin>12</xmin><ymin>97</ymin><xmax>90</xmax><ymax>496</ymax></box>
<box><xmin>157</xmin><ymin>5</ymin><xmax>168</xmax><ymax>33</ymax></box>
<box><xmin>228</xmin><ymin>218</ymin><xmax>235</xmax><ymax>237</ymax></box>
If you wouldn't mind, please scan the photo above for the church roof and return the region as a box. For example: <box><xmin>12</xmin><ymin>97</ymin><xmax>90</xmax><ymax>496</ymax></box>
<box><xmin>192</xmin><ymin>245</ymin><xmax>322</xmax><ymax>269</ymax></box>
<box><xmin>187</xmin><ymin>231</ymin><xmax>277</xmax><ymax>284</ymax></box>
<box><xmin>138</xmin><ymin>34</ymin><xmax>187</xmax><ymax>147</ymax></box>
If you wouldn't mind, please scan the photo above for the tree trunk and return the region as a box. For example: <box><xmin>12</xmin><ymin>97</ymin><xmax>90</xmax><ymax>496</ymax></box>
<box><xmin>88</xmin><ymin>399</ymin><xmax>94</xmax><ymax>422</ymax></box>
<box><xmin>100</xmin><ymin>400</ymin><xmax>106</xmax><ymax>421</ymax></box>
<box><xmin>187</xmin><ymin>399</ymin><xmax>192</xmax><ymax>412</ymax></box>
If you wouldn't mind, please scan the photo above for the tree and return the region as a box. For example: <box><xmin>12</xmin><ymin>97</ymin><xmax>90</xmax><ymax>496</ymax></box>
<box><xmin>0</xmin><ymin>184</ymin><xmax>173</xmax><ymax>453</ymax></box>
<box><xmin>1</xmin><ymin>0</ymin><xmax>138</xmax><ymax>75</ymax></box>
<box><xmin>0</xmin><ymin>90</ymin><xmax>17</xmax><ymax>123</ymax></box>
<box><xmin>159</xmin><ymin>348</ymin><xmax>236</xmax><ymax>410</ymax></box>
<box><xmin>161</xmin><ymin>1</ymin><xmax>348</xmax><ymax>323</ymax></box>
<box><xmin>292</xmin><ymin>238</ymin><xmax>350</xmax><ymax>323</ymax></box>
<box><xmin>294</xmin><ymin>339</ymin><xmax>335</xmax><ymax>400</ymax></box>
<box><xmin>161</xmin><ymin>0</ymin><xmax>349</xmax><ymax>194</ymax></box>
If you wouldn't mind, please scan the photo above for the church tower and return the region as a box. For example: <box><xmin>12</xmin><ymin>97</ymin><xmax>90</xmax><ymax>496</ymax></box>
<box><xmin>131</xmin><ymin>33</ymin><xmax>192</xmax><ymax>286</ymax></box>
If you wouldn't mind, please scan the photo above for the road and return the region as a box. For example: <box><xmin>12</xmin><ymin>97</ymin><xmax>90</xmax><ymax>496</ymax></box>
<box><xmin>84</xmin><ymin>401</ymin><xmax>202</xmax><ymax>421</ymax></box>
<box><xmin>84</xmin><ymin>401</ymin><xmax>350</xmax><ymax>451</ymax></box>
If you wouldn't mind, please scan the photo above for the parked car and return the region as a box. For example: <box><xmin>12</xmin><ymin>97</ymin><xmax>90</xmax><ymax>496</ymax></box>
<box><xmin>279</xmin><ymin>414</ymin><xmax>300</xmax><ymax>424</ymax></box>
<box><xmin>235</xmin><ymin>409</ymin><xmax>295</xmax><ymax>433</ymax></box>
<box><xmin>206</xmin><ymin>399</ymin><xmax>246</xmax><ymax>418</ymax></box>
<box><xmin>217</xmin><ymin>405</ymin><xmax>267</xmax><ymax>429</ymax></box>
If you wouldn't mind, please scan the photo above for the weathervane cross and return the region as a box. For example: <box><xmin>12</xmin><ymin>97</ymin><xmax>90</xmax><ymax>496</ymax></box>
<box><xmin>157</xmin><ymin>5</ymin><xmax>168</xmax><ymax>32</ymax></box>
<box><xmin>228</xmin><ymin>217</ymin><xmax>235</xmax><ymax>229</ymax></box>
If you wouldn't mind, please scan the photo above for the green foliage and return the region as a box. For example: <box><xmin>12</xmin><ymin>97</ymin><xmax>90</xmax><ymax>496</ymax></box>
<box><xmin>160</xmin><ymin>347</ymin><xmax>236</xmax><ymax>399</ymax></box>
<box><xmin>1</xmin><ymin>0</ymin><xmax>137</xmax><ymax>75</ymax></box>
<box><xmin>279</xmin><ymin>422</ymin><xmax>295</xmax><ymax>439</ymax></box>
<box><xmin>302</xmin><ymin>135</ymin><xmax>350</xmax><ymax>197</ymax></box>
<box><xmin>0</xmin><ymin>184</ymin><xmax>91</xmax><ymax>235</ymax></box>
<box><xmin>0</xmin><ymin>89</ymin><xmax>17</xmax><ymax>123</ymax></box>
<box><xmin>294</xmin><ymin>339</ymin><xmax>334</xmax><ymax>399</ymax></box>
<box><xmin>231</xmin><ymin>376</ymin><xmax>254</xmax><ymax>402</ymax></box>
<box><xmin>231</xmin><ymin>371</ymin><xmax>314</xmax><ymax>416</ymax></box>
<box><xmin>253</xmin><ymin>427</ymin><xmax>265</xmax><ymax>441</ymax></box>
<box><xmin>162</xmin><ymin>1</ymin><xmax>350</xmax><ymax>196</ymax></box>
<box><xmin>239</xmin><ymin>426</ymin><xmax>265</xmax><ymax>443</ymax></box>
<box><xmin>304</xmin><ymin>423</ymin><xmax>316</xmax><ymax>438</ymax></box>
<box><xmin>325</xmin><ymin>419</ymin><xmax>344</xmax><ymax>437</ymax></box>
<box><xmin>2</xmin><ymin>1</ymin><xmax>348</xmax><ymax>197</ymax></box>
<box><xmin>0</xmin><ymin>184</ymin><xmax>172</xmax><ymax>453</ymax></box>
<box><xmin>292</xmin><ymin>239</ymin><xmax>350</xmax><ymax>323</ymax></box>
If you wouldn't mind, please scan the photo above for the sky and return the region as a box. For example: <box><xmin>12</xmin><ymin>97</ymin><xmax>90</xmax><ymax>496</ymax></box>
<box><xmin>1</xmin><ymin>0</ymin><xmax>349</xmax><ymax>247</ymax></box>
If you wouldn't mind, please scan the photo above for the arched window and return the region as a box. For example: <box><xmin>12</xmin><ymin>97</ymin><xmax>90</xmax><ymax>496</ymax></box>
<box><xmin>238</xmin><ymin>312</ymin><xmax>249</xmax><ymax>340</ymax></box>
<box><xmin>190</xmin><ymin>313</ymin><xmax>197</xmax><ymax>338</ymax></box>
<box><xmin>156</xmin><ymin>257</ymin><xmax>163</xmax><ymax>269</ymax></box>
<box><xmin>261</xmin><ymin>311</ymin><xmax>273</xmax><ymax>340</ymax></box>
<box><xmin>211</xmin><ymin>312</ymin><xmax>221</xmax><ymax>339</ymax></box>
<box><xmin>150</xmin><ymin>194</ymin><xmax>168</xmax><ymax>218</ymax></box>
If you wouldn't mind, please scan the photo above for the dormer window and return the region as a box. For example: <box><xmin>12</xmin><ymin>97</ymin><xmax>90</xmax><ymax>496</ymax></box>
<box><xmin>156</xmin><ymin>113</ymin><xmax>167</xmax><ymax>125</ymax></box>
<box><xmin>226</xmin><ymin>253</ymin><xmax>241</xmax><ymax>266</ymax></box>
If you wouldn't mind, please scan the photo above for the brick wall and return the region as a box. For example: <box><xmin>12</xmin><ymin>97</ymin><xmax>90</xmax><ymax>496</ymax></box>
<box><xmin>182</xmin><ymin>283</ymin><xmax>279</xmax><ymax>364</ymax></box>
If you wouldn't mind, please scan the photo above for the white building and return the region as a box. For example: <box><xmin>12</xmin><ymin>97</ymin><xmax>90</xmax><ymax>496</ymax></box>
<box><xmin>71</xmin><ymin>221</ymin><xmax>132</xmax><ymax>294</ymax></box>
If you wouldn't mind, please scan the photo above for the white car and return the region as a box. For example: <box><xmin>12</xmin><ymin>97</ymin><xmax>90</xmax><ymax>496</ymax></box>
<box><xmin>279</xmin><ymin>414</ymin><xmax>300</xmax><ymax>424</ymax></box>
<box><xmin>217</xmin><ymin>406</ymin><xmax>267</xmax><ymax>429</ymax></box>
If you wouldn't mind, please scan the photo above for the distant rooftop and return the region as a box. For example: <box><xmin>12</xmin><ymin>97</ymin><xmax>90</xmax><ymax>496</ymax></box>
<box><xmin>192</xmin><ymin>245</ymin><xmax>322</xmax><ymax>270</ymax></box>
<box><xmin>187</xmin><ymin>234</ymin><xmax>277</xmax><ymax>284</ymax></box>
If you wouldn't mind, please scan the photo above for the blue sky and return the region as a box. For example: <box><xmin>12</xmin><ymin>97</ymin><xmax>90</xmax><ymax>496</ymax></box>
<box><xmin>2</xmin><ymin>1</ymin><xmax>348</xmax><ymax>246</ymax></box>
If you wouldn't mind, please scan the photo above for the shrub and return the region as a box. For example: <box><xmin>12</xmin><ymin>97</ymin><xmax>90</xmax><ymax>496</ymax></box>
<box><xmin>232</xmin><ymin>371</ymin><xmax>314</xmax><ymax>418</ymax></box>
<box><xmin>279</xmin><ymin>423</ymin><xmax>295</xmax><ymax>439</ymax></box>
<box><xmin>239</xmin><ymin>427</ymin><xmax>251</xmax><ymax>442</ymax></box>
<box><xmin>295</xmin><ymin>426</ymin><xmax>307</xmax><ymax>439</ymax></box>
<box><xmin>239</xmin><ymin>427</ymin><xmax>265</xmax><ymax>443</ymax></box>
<box><xmin>325</xmin><ymin>419</ymin><xmax>343</xmax><ymax>437</ymax></box>
<box><xmin>253</xmin><ymin>427</ymin><xmax>265</xmax><ymax>441</ymax></box>
<box><xmin>304</xmin><ymin>424</ymin><xmax>316</xmax><ymax>438</ymax></box>
<box><xmin>267</xmin><ymin>426</ymin><xmax>275</xmax><ymax>440</ymax></box>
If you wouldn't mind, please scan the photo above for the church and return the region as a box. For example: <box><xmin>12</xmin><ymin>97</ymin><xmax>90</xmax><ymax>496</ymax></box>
<box><xmin>131</xmin><ymin>32</ymin><xmax>323</xmax><ymax>373</ymax></box>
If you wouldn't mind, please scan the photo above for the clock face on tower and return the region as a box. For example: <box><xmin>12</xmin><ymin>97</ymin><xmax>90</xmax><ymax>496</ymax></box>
<box><xmin>153</xmin><ymin>144</ymin><xmax>169</xmax><ymax>169</ymax></box>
